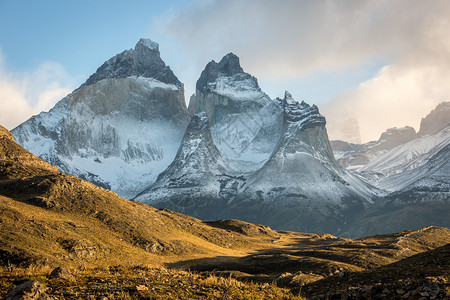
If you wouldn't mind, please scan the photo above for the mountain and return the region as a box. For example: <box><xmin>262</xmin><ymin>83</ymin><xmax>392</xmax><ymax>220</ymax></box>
<box><xmin>12</xmin><ymin>39</ymin><xmax>190</xmax><ymax>199</ymax></box>
<box><xmin>139</xmin><ymin>56</ymin><xmax>379</xmax><ymax>235</ymax></box>
<box><xmin>331</xmin><ymin>126</ymin><xmax>417</xmax><ymax>170</ymax></box>
<box><xmin>360</xmin><ymin>125</ymin><xmax>450</xmax><ymax>188</ymax></box>
<box><xmin>134</xmin><ymin>112</ymin><xmax>242</xmax><ymax>219</ymax></box>
<box><xmin>233</xmin><ymin>92</ymin><xmax>379</xmax><ymax>234</ymax></box>
<box><xmin>342</xmin><ymin>140</ymin><xmax>450</xmax><ymax>238</ymax></box>
<box><xmin>331</xmin><ymin>102</ymin><xmax>450</xmax><ymax>237</ymax></box>
<box><xmin>418</xmin><ymin>101</ymin><xmax>450</xmax><ymax>136</ymax></box>
<box><xmin>189</xmin><ymin>53</ymin><xmax>283</xmax><ymax>173</ymax></box>
<box><xmin>331</xmin><ymin>102</ymin><xmax>450</xmax><ymax>179</ymax></box>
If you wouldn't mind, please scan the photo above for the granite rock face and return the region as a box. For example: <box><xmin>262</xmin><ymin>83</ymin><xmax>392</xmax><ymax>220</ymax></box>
<box><xmin>418</xmin><ymin>102</ymin><xmax>450</xmax><ymax>136</ymax></box>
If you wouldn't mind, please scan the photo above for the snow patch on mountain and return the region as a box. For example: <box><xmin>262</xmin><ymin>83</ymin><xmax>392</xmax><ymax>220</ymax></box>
<box><xmin>138</xmin><ymin>38</ymin><xmax>159</xmax><ymax>50</ymax></box>
<box><xmin>209</xmin><ymin>74</ymin><xmax>264</xmax><ymax>101</ymax></box>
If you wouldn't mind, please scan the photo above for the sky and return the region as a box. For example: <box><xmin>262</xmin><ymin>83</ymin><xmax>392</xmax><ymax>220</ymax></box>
<box><xmin>1</xmin><ymin>0</ymin><xmax>449</xmax><ymax>143</ymax></box>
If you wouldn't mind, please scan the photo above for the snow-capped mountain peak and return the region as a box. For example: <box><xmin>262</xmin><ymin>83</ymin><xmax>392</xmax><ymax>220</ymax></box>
<box><xmin>196</xmin><ymin>52</ymin><xmax>244</xmax><ymax>92</ymax></box>
<box><xmin>136</xmin><ymin>38</ymin><xmax>159</xmax><ymax>51</ymax></box>
<box><xmin>196</xmin><ymin>52</ymin><xmax>262</xmax><ymax>101</ymax></box>
<box><xmin>83</xmin><ymin>38</ymin><xmax>182</xmax><ymax>88</ymax></box>
<box><xmin>283</xmin><ymin>91</ymin><xmax>297</xmax><ymax>105</ymax></box>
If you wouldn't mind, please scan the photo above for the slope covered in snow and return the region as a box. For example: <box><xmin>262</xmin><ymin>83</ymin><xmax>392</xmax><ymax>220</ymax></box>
<box><xmin>332</xmin><ymin>102</ymin><xmax>450</xmax><ymax>174</ymax></box>
<box><xmin>342</xmin><ymin>142</ymin><xmax>450</xmax><ymax>238</ymax></box>
<box><xmin>12</xmin><ymin>39</ymin><xmax>190</xmax><ymax>199</ymax></box>
<box><xmin>331</xmin><ymin>126</ymin><xmax>417</xmax><ymax>170</ymax></box>
<box><xmin>134</xmin><ymin>113</ymin><xmax>246</xmax><ymax>219</ymax></box>
<box><xmin>360</xmin><ymin>125</ymin><xmax>450</xmax><ymax>189</ymax></box>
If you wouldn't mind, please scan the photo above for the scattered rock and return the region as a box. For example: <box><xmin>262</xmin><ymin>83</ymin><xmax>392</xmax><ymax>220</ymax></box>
<box><xmin>135</xmin><ymin>285</ymin><xmax>148</xmax><ymax>292</ymax></box>
<box><xmin>59</xmin><ymin>239</ymin><xmax>97</xmax><ymax>259</ymax></box>
<box><xmin>6</xmin><ymin>281</ymin><xmax>52</xmax><ymax>300</ymax></box>
<box><xmin>275</xmin><ymin>272</ymin><xmax>293</xmax><ymax>286</ymax></box>
<box><xmin>338</xmin><ymin>271</ymin><xmax>347</xmax><ymax>278</ymax></box>
<box><xmin>49</xmin><ymin>266</ymin><xmax>75</xmax><ymax>281</ymax></box>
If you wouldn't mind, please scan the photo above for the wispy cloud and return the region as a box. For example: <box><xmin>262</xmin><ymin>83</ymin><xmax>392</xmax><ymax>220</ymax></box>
<box><xmin>158</xmin><ymin>0</ymin><xmax>450</xmax><ymax>142</ymax></box>
<box><xmin>0</xmin><ymin>49</ymin><xmax>75</xmax><ymax>130</ymax></box>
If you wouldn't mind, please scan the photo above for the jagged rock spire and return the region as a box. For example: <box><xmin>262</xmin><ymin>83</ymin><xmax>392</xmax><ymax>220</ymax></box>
<box><xmin>196</xmin><ymin>52</ymin><xmax>255</xmax><ymax>92</ymax></box>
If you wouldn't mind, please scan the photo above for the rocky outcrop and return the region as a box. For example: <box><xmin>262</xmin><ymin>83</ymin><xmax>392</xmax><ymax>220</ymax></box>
<box><xmin>376</xmin><ymin>126</ymin><xmax>417</xmax><ymax>150</ymax></box>
<box><xmin>6</xmin><ymin>281</ymin><xmax>52</xmax><ymax>300</ymax></box>
<box><xmin>418</xmin><ymin>101</ymin><xmax>450</xmax><ymax>136</ymax></box>
<box><xmin>49</xmin><ymin>267</ymin><xmax>75</xmax><ymax>281</ymax></box>
<box><xmin>84</xmin><ymin>38</ymin><xmax>181</xmax><ymax>88</ymax></box>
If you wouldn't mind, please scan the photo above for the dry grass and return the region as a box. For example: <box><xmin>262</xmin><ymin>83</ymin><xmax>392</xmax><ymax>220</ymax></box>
<box><xmin>0</xmin><ymin>265</ymin><xmax>304</xmax><ymax>299</ymax></box>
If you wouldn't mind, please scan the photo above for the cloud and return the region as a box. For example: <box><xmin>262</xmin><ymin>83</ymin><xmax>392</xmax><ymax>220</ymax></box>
<box><xmin>324</xmin><ymin>61</ymin><xmax>450</xmax><ymax>142</ymax></box>
<box><xmin>158</xmin><ymin>0</ymin><xmax>418</xmax><ymax>77</ymax></box>
<box><xmin>158</xmin><ymin>0</ymin><xmax>450</xmax><ymax>143</ymax></box>
<box><xmin>324</xmin><ymin>1</ymin><xmax>450</xmax><ymax>142</ymax></box>
<box><xmin>0</xmin><ymin>50</ymin><xmax>75</xmax><ymax>130</ymax></box>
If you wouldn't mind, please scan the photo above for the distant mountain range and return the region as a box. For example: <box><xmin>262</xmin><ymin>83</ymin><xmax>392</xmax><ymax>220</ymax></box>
<box><xmin>11</xmin><ymin>39</ymin><xmax>449</xmax><ymax>237</ymax></box>
<box><xmin>331</xmin><ymin>102</ymin><xmax>450</xmax><ymax>237</ymax></box>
